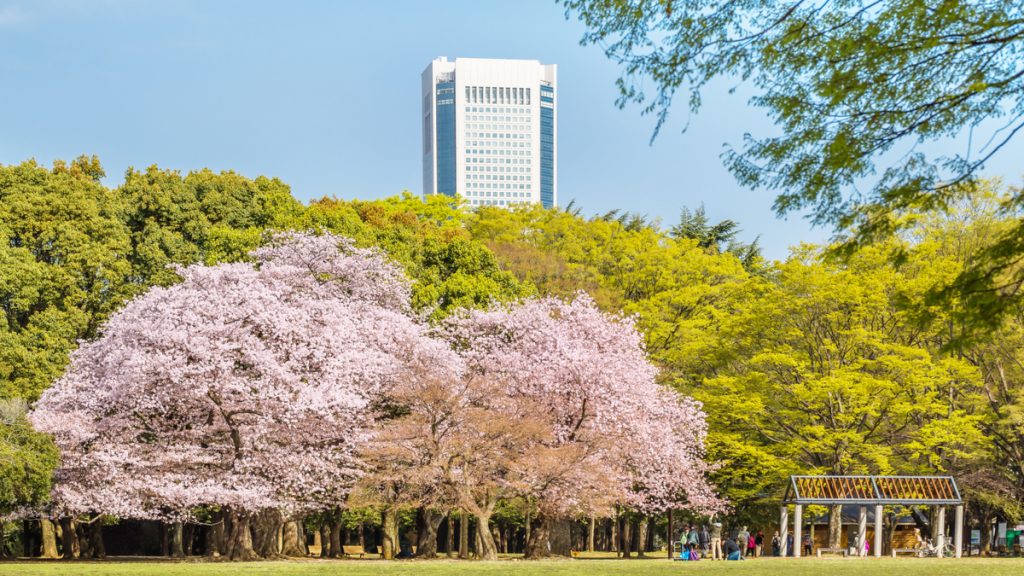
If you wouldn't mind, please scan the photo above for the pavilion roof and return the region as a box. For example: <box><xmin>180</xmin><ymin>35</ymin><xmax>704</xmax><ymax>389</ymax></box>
<box><xmin>782</xmin><ymin>475</ymin><xmax>961</xmax><ymax>506</ymax></box>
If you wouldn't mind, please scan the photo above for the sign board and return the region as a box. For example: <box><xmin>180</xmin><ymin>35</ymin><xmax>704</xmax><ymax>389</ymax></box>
<box><xmin>971</xmin><ymin>530</ymin><xmax>981</xmax><ymax>545</ymax></box>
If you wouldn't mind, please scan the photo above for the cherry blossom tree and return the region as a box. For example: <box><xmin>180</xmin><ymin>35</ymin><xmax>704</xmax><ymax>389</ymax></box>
<box><xmin>31</xmin><ymin>232</ymin><xmax>450</xmax><ymax>560</ymax></box>
<box><xmin>361</xmin><ymin>369</ymin><xmax>551</xmax><ymax>560</ymax></box>
<box><xmin>444</xmin><ymin>294</ymin><xmax>723</xmax><ymax>557</ymax></box>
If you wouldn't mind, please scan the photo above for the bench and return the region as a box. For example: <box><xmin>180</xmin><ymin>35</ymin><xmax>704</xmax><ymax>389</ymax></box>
<box><xmin>342</xmin><ymin>545</ymin><xmax>367</xmax><ymax>558</ymax></box>
<box><xmin>891</xmin><ymin>548</ymin><xmax>920</xmax><ymax>558</ymax></box>
<box><xmin>816</xmin><ymin>547</ymin><xmax>848</xmax><ymax>558</ymax></box>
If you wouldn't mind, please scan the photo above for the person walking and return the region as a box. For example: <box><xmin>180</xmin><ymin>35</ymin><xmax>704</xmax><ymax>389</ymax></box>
<box><xmin>678</xmin><ymin>525</ymin><xmax>690</xmax><ymax>558</ymax></box>
<box><xmin>786</xmin><ymin>532</ymin><xmax>794</xmax><ymax>557</ymax></box>
<box><xmin>802</xmin><ymin>531</ymin><xmax>812</xmax><ymax>557</ymax></box>
<box><xmin>699</xmin><ymin>524</ymin><xmax>710</xmax><ymax>558</ymax></box>
<box><xmin>755</xmin><ymin>530</ymin><xmax>764</xmax><ymax>557</ymax></box>
<box><xmin>687</xmin><ymin>525</ymin><xmax>699</xmax><ymax>556</ymax></box>
<box><xmin>771</xmin><ymin>531</ymin><xmax>781</xmax><ymax>557</ymax></box>
<box><xmin>736</xmin><ymin>526</ymin><xmax>750</xmax><ymax>558</ymax></box>
<box><xmin>710</xmin><ymin>519</ymin><xmax>723</xmax><ymax>560</ymax></box>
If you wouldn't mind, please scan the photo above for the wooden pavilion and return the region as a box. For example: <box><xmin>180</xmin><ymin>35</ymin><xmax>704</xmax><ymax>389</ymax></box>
<box><xmin>780</xmin><ymin>475</ymin><xmax>964</xmax><ymax>558</ymax></box>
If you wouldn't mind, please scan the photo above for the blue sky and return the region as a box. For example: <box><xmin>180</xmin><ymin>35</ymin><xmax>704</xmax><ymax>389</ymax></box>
<box><xmin>2</xmin><ymin>0</ymin><xmax>1021</xmax><ymax>260</ymax></box>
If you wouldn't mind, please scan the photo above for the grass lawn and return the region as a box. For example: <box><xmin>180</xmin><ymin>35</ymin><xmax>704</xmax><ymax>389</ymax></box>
<box><xmin>3</xmin><ymin>557</ymin><xmax>1024</xmax><ymax>576</ymax></box>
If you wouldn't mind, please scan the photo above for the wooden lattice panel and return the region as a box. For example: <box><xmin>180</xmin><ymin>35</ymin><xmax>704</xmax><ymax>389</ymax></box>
<box><xmin>786</xmin><ymin>475</ymin><xmax>960</xmax><ymax>504</ymax></box>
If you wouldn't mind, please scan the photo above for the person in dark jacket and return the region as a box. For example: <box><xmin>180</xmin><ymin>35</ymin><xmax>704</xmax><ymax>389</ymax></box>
<box><xmin>724</xmin><ymin>537</ymin><xmax>743</xmax><ymax>561</ymax></box>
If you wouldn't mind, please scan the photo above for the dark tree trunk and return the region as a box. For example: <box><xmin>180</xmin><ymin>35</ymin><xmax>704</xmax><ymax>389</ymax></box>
<box><xmin>170</xmin><ymin>522</ymin><xmax>185</xmax><ymax>558</ymax></box>
<box><xmin>329</xmin><ymin>512</ymin><xmax>343</xmax><ymax>558</ymax></box>
<box><xmin>0</xmin><ymin>521</ymin><xmax>6</xmax><ymax>559</ymax></box>
<box><xmin>223</xmin><ymin>510</ymin><xmax>258</xmax><ymax>561</ymax></box>
<box><xmin>610</xmin><ymin>514</ymin><xmax>618</xmax><ymax>554</ymax></box>
<box><xmin>207</xmin><ymin>510</ymin><xmax>225</xmax><ymax>558</ymax></box>
<box><xmin>23</xmin><ymin>520</ymin><xmax>35</xmax><ymax>559</ymax></box>
<box><xmin>319</xmin><ymin>523</ymin><xmax>330</xmax><ymax>558</ymax></box>
<box><xmin>524</xmin><ymin>514</ymin><xmax>551</xmax><ymax>559</ymax></box>
<box><xmin>446</xmin><ymin>514</ymin><xmax>455</xmax><ymax>558</ymax></box>
<box><xmin>620</xmin><ymin>517</ymin><xmax>632</xmax><ymax>558</ymax></box>
<box><xmin>89</xmin><ymin>522</ymin><xmax>105</xmax><ymax>559</ymax></box>
<box><xmin>160</xmin><ymin>522</ymin><xmax>169</xmax><ymax>557</ymax></box>
<box><xmin>637</xmin><ymin>517</ymin><xmax>648</xmax><ymax>557</ymax></box>
<box><xmin>77</xmin><ymin>522</ymin><xmax>93</xmax><ymax>560</ymax></box>
<box><xmin>415</xmin><ymin>508</ymin><xmax>445</xmax><ymax>558</ymax></box>
<box><xmin>184</xmin><ymin>524</ymin><xmax>195</xmax><ymax>557</ymax></box>
<box><xmin>59</xmin><ymin>517</ymin><xmax>79</xmax><ymax>560</ymax></box>
<box><xmin>980</xmin><ymin>513</ymin><xmax>990</xmax><ymax>555</ymax></box>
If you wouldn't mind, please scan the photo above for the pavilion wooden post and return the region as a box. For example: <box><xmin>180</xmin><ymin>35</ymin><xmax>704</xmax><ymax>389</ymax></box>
<box><xmin>954</xmin><ymin>505</ymin><xmax>964</xmax><ymax>558</ymax></box>
<box><xmin>779</xmin><ymin>506</ymin><xmax>789</xmax><ymax>557</ymax></box>
<box><xmin>793</xmin><ymin>505</ymin><xmax>803</xmax><ymax>558</ymax></box>
<box><xmin>936</xmin><ymin>506</ymin><xmax>946</xmax><ymax>558</ymax></box>
<box><xmin>873</xmin><ymin>505</ymin><xmax>883</xmax><ymax>558</ymax></box>
<box><xmin>857</xmin><ymin>506</ymin><xmax>868</xmax><ymax>557</ymax></box>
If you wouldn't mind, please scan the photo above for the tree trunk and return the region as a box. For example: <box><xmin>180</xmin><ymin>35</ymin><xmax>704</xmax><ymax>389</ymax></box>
<box><xmin>636</xmin><ymin>517</ymin><xmax>648</xmax><ymax>557</ymax></box>
<box><xmin>0</xmin><ymin>521</ymin><xmax>6</xmax><ymax>559</ymax></box>
<box><xmin>281</xmin><ymin>520</ymin><xmax>307</xmax><ymax>557</ymax></box>
<box><xmin>160</xmin><ymin>522</ymin><xmax>169</xmax><ymax>557</ymax></box>
<box><xmin>620</xmin><ymin>517</ymin><xmax>632</xmax><ymax>558</ymax></box>
<box><xmin>828</xmin><ymin>505</ymin><xmax>843</xmax><ymax>549</ymax></box>
<box><xmin>523</xmin><ymin>513</ymin><xmax>531</xmax><ymax>554</ymax></box>
<box><xmin>458</xmin><ymin>512</ymin><xmax>469</xmax><ymax>559</ymax></box>
<box><xmin>207</xmin><ymin>511</ymin><xmax>224</xmax><ymax>558</ymax></box>
<box><xmin>223</xmin><ymin>510</ymin><xmax>258</xmax><ymax>561</ymax></box>
<box><xmin>252</xmin><ymin>509</ymin><xmax>283</xmax><ymax>559</ymax></box>
<box><xmin>170</xmin><ymin>522</ymin><xmax>185</xmax><ymax>558</ymax></box>
<box><xmin>524</xmin><ymin>514</ymin><xmax>550</xmax><ymax>559</ymax></box>
<box><xmin>549</xmin><ymin>518</ymin><xmax>571</xmax><ymax>557</ymax></box>
<box><xmin>329</xmin><ymin>512</ymin><xmax>343</xmax><ymax>558</ymax></box>
<box><xmin>59</xmin><ymin>517</ymin><xmax>79</xmax><ymax>560</ymax></box>
<box><xmin>415</xmin><ymin>509</ymin><xmax>445</xmax><ymax>558</ymax></box>
<box><xmin>588</xmin><ymin>516</ymin><xmax>596</xmax><ymax>552</ymax></box>
<box><xmin>88</xmin><ymin>522</ymin><xmax>105</xmax><ymax>559</ymax></box>
<box><xmin>610</xmin><ymin>514</ymin><xmax>619</xmax><ymax>554</ymax></box>
<box><xmin>980</xmin><ymin>513</ymin><xmax>992</xmax><ymax>555</ymax></box>
<box><xmin>77</xmin><ymin>522</ymin><xmax>93</xmax><ymax>560</ymax></box>
<box><xmin>319</xmin><ymin>523</ymin><xmax>330</xmax><ymax>558</ymax></box>
<box><xmin>446</xmin><ymin>514</ymin><xmax>455</xmax><ymax>558</ymax></box>
<box><xmin>381</xmin><ymin>507</ymin><xmax>399</xmax><ymax>560</ymax></box>
<box><xmin>184</xmin><ymin>524</ymin><xmax>195</xmax><ymax>556</ymax></box>
<box><xmin>40</xmin><ymin>519</ymin><xmax>59</xmax><ymax>559</ymax></box>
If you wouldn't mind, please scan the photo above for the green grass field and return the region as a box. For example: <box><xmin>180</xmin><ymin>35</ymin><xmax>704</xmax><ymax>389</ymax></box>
<box><xmin>3</xmin><ymin>557</ymin><xmax>1024</xmax><ymax>576</ymax></box>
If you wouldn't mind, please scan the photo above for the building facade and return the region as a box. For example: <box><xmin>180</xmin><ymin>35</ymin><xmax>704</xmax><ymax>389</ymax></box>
<box><xmin>421</xmin><ymin>57</ymin><xmax>557</xmax><ymax>209</ymax></box>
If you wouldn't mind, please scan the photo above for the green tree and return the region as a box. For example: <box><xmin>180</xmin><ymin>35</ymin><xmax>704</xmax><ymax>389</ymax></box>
<box><xmin>690</xmin><ymin>244</ymin><xmax>984</xmax><ymax>539</ymax></box>
<box><xmin>563</xmin><ymin>0</ymin><xmax>1024</xmax><ymax>332</ymax></box>
<box><xmin>0</xmin><ymin>158</ymin><xmax>134</xmax><ymax>401</ymax></box>
<box><xmin>0</xmin><ymin>399</ymin><xmax>59</xmax><ymax>557</ymax></box>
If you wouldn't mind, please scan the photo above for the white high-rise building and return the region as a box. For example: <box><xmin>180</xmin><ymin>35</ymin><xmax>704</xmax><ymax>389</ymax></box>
<box><xmin>421</xmin><ymin>57</ymin><xmax>557</xmax><ymax>209</ymax></box>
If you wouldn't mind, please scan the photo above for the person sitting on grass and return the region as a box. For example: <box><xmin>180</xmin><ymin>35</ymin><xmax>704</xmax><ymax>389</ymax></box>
<box><xmin>724</xmin><ymin>537</ymin><xmax>743</xmax><ymax>561</ymax></box>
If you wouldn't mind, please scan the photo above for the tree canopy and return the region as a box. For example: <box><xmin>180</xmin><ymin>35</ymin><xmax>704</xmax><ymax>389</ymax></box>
<box><xmin>562</xmin><ymin>0</ymin><xmax>1024</xmax><ymax>334</ymax></box>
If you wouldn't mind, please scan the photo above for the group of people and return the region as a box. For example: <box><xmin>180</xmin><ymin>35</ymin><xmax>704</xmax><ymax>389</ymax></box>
<box><xmin>677</xmin><ymin>522</ymin><xmax>766</xmax><ymax>561</ymax></box>
<box><xmin>766</xmin><ymin>530</ymin><xmax>815</xmax><ymax>557</ymax></box>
